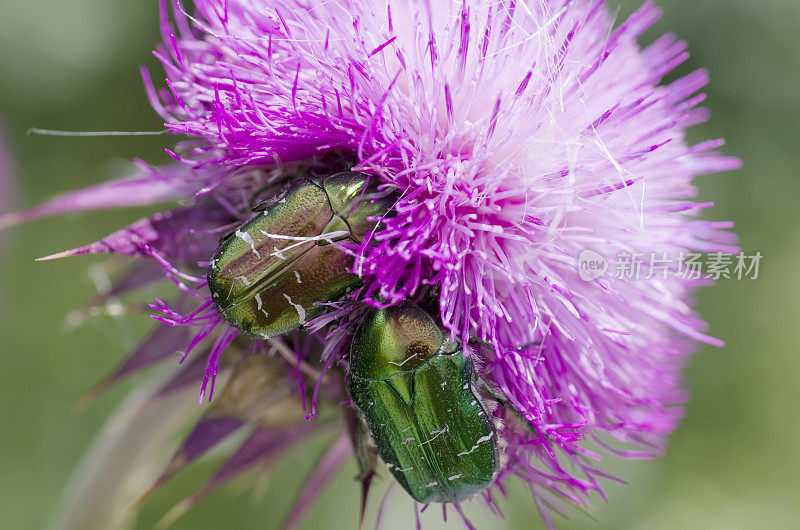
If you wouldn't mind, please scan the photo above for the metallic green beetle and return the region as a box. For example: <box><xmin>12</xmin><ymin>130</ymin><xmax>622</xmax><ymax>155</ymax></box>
<box><xmin>348</xmin><ymin>301</ymin><xmax>498</xmax><ymax>504</ymax></box>
<box><xmin>207</xmin><ymin>172</ymin><xmax>395</xmax><ymax>339</ymax></box>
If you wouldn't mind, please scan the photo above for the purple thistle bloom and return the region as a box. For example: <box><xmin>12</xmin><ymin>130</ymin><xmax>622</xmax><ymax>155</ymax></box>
<box><xmin>3</xmin><ymin>0</ymin><xmax>739</xmax><ymax>527</ymax></box>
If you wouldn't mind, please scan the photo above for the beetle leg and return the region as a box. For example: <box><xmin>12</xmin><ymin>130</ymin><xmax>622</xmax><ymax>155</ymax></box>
<box><xmin>355</xmin><ymin>421</ymin><xmax>377</xmax><ymax>529</ymax></box>
<box><xmin>477</xmin><ymin>378</ymin><xmax>542</xmax><ymax>436</ymax></box>
<box><xmin>344</xmin><ymin>407</ymin><xmax>378</xmax><ymax>528</ymax></box>
<box><xmin>217</xmin><ymin>228</ymin><xmax>237</xmax><ymax>245</ymax></box>
<box><xmin>359</xmin><ymin>471</ymin><xmax>375</xmax><ymax>530</ymax></box>
<box><xmin>468</xmin><ymin>338</ymin><xmax>544</xmax><ymax>434</ymax></box>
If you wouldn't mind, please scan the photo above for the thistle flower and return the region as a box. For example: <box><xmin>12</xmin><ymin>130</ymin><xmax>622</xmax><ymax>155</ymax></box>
<box><xmin>3</xmin><ymin>0</ymin><xmax>740</xmax><ymax>528</ymax></box>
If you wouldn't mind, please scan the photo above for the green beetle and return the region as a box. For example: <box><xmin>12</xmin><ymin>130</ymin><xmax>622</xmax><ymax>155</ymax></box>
<box><xmin>348</xmin><ymin>301</ymin><xmax>498</xmax><ymax>504</ymax></box>
<box><xmin>207</xmin><ymin>172</ymin><xmax>395</xmax><ymax>339</ymax></box>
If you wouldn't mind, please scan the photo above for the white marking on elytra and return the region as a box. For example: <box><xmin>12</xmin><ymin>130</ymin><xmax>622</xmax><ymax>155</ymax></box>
<box><xmin>462</xmin><ymin>383</ymin><xmax>469</xmax><ymax>389</ymax></box>
<box><xmin>457</xmin><ymin>446</ymin><xmax>480</xmax><ymax>456</ymax></box>
<box><xmin>283</xmin><ymin>294</ymin><xmax>306</xmax><ymax>324</ymax></box>
<box><xmin>234</xmin><ymin>275</ymin><xmax>251</xmax><ymax>286</ymax></box>
<box><xmin>424</xmin><ymin>481</ymin><xmax>439</xmax><ymax>488</ymax></box>
<box><xmin>256</xmin><ymin>229</ymin><xmax>350</xmax><ymax>260</ymax></box>
<box><xmin>272</xmin><ymin>245</ymin><xmax>287</xmax><ymax>260</ymax></box>
<box><xmin>456</xmin><ymin>432</ymin><xmax>494</xmax><ymax>456</ymax></box>
<box><xmin>477</xmin><ymin>432</ymin><xmax>494</xmax><ymax>443</ymax></box>
<box><xmin>396</xmin><ymin>466</ymin><xmax>414</xmax><ymax>472</ymax></box>
<box><xmin>418</xmin><ymin>425</ymin><xmax>449</xmax><ymax>447</ymax></box>
<box><xmin>470</xmin><ymin>400</ymin><xmax>477</xmax><ymax>406</ymax></box>
<box><xmin>440</xmin><ymin>381</ymin><xmax>447</xmax><ymax>389</ymax></box>
<box><xmin>235</xmin><ymin>229</ymin><xmax>260</xmax><ymax>258</ymax></box>
<box><xmin>294</xmin><ymin>271</ymin><xmax>302</xmax><ymax>283</ymax></box>
<box><xmin>388</xmin><ymin>351</ymin><xmax>421</xmax><ymax>367</ymax></box>
<box><xmin>401</xmin><ymin>436</ymin><xmax>416</xmax><ymax>445</ymax></box>
<box><xmin>254</xmin><ymin>294</ymin><xmax>269</xmax><ymax>319</ymax></box>
<box><xmin>447</xmin><ymin>474</ymin><xmax>462</xmax><ymax>481</ymax></box>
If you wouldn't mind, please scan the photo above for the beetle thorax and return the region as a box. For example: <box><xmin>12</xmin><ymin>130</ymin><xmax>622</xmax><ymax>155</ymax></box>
<box><xmin>349</xmin><ymin>301</ymin><xmax>445</xmax><ymax>380</ymax></box>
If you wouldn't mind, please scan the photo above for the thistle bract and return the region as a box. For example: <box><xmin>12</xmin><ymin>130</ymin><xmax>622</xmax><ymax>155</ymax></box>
<box><xmin>208</xmin><ymin>172</ymin><xmax>394</xmax><ymax>339</ymax></box>
<box><xmin>349</xmin><ymin>301</ymin><xmax>497</xmax><ymax>504</ymax></box>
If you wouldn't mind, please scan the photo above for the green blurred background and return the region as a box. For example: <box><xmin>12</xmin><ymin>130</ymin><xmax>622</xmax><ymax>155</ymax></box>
<box><xmin>0</xmin><ymin>0</ymin><xmax>798</xmax><ymax>528</ymax></box>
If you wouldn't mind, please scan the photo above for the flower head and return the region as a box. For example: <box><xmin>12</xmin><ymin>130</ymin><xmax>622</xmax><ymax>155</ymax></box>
<box><xmin>4</xmin><ymin>0</ymin><xmax>739</xmax><ymax>527</ymax></box>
